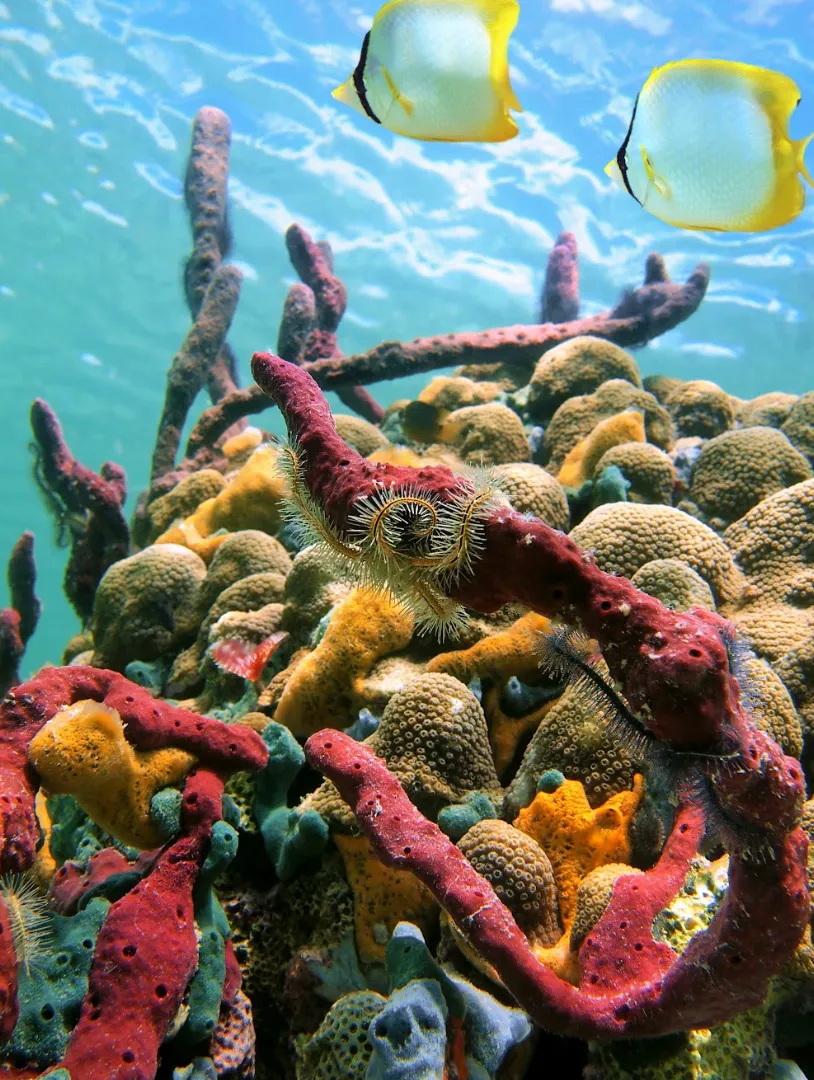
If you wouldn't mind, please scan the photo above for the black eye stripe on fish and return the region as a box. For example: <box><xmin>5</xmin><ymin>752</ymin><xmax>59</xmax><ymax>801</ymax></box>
<box><xmin>353</xmin><ymin>32</ymin><xmax>382</xmax><ymax>125</ymax></box>
<box><xmin>617</xmin><ymin>91</ymin><xmax>642</xmax><ymax>206</ymax></box>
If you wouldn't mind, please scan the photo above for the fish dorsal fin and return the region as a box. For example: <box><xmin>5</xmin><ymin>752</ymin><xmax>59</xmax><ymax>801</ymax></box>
<box><xmin>640</xmin><ymin>146</ymin><xmax>670</xmax><ymax>199</ymax></box>
<box><xmin>475</xmin><ymin>0</ymin><xmax>522</xmax><ymax>112</ymax></box>
<box><xmin>381</xmin><ymin>64</ymin><xmax>415</xmax><ymax>115</ymax></box>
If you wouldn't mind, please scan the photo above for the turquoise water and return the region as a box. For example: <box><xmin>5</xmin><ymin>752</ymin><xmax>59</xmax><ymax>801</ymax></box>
<box><xmin>2</xmin><ymin>0</ymin><xmax>814</xmax><ymax>672</ymax></box>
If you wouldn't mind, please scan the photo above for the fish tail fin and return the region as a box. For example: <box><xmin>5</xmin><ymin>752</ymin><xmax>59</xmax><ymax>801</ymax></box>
<box><xmin>478</xmin><ymin>0</ymin><xmax>523</xmax><ymax>113</ymax></box>
<box><xmin>795</xmin><ymin>132</ymin><xmax>814</xmax><ymax>188</ymax></box>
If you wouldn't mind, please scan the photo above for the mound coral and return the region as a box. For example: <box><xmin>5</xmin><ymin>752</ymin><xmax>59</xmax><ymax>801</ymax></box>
<box><xmin>664</xmin><ymin>379</ymin><xmax>736</xmax><ymax>438</ymax></box>
<box><xmin>526</xmin><ymin>336</ymin><xmax>642</xmax><ymax>425</ymax></box>
<box><xmin>569</xmin><ymin>502</ymin><xmax>744</xmax><ymax>608</ymax></box>
<box><xmin>437</xmin><ymin>402</ymin><xmax>531</xmax><ymax>465</ymax></box>
<box><xmin>157</xmin><ymin>445</ymin><xmax>288</xmax><ymax>560</ymax></box>
<box><xmin>542</xmin><ymin>379</ymin><xmax>674</xmax><ymax>472</ymax></box>
<box><xmin>91</xmin><ymin>543</ymin><xmax>207</xmax><ymax>671</ymax></box>
<box><xmin>493</xmin><ymin>462</ymin><xmax>570</xmax><ymax>531</ymax></box>
<box><xmin>556</xmin><ymin>411</ymin><xmax>646</xmax><ymax>488</ymax></box>
<box><xmin>689</xmin><ymin>427</ymin><xmax>811</xmax><ymax>528</ymax></box>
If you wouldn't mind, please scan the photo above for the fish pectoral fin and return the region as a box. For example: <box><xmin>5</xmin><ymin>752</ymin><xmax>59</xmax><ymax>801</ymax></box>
<box><xmin>381</xmin><ymin>65</ymin><xmax>414</xmax><ymax>115</ymax></box>
<box><xmin>640</xmin><ymin>146</ymin><xmax>670</xmax><ymax>198</ymax></box>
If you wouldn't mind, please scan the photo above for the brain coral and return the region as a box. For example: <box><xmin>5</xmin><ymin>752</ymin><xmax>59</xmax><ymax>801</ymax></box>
<box><xmin>569</xmin><ymin>863</ymin><xmax>643</xmax><ymax>952</ymax></box>
<box><xmin>738</xmin><ymin>654</ymin><xmax>804</xmax><ymax>759</ymax></box>
<box><xmin>438</xmin><ymin>403</ymin><xmax>530</xmax><ymax>465</ymax></box>
<box><xmin>594</xmin><ymin>441</ymin><xmax>677</xmax><ymax>505</ymax></box>
<box><xmin>333</xmin><ymin>414</ymin><xmax>390</xmax><ymax>458</ymax></box>
<box><xmin>198</xmin><ymin>529</ymin><xmax>292</xmax><ymax>614</ymax></box>
<box><xmin>664</xmin><ymin>379</ymin><xmax>736</xmax><ymax>438</ymax></box>
<box><xmin>418</xmin><ymin>375</ymin><xmax>502</xmax><ymax>411</ymax></box>
<box><xmin>280</xmin><ymin>545</ymin><xmax>354</xmax><ymax>650</ymax></box>
<box><xmin>736</xmin><ymin>391</ymin><xmax>798</xmax><ymax>429</ymax></box>
<box><xmin>556</xmin><ymin>412</ymin><xmax>645</xmax><ymax>489</ymax></box>
<box><xmin>138</xmin><ymin>468</ymin><xmax>226</xmax><ymax>546</ymax></box>
<box><xmin>304</xmin><ymin>674</ymin><xmax>501</xmax><ymax>828</ymax></box>
<box><xmin>542</xmin><ymin>380</ymin><xmax>674</xmax><ymax>472</ymax></box>
<box><xmin>504</xmin><ymin>667</ymin><xmax>640</xmax><ymax>815</ymax></box>
<box><xmin>457</xmin><ymin>819</ymin><xmax>560</xmax><ymax>947</ymax></box>
<box><xmin>526</xmin><ymin>336</ymin><xmax>642</xmax><ymax>425</ymax></box>
<box><xmin>689</xmin><ymin>427</ymin><xmax>812</xmax><ymax>528</ymax></box>
<box><xmin>724</xmin><ymin>479</ymin><xmax>814</xmax><ymax>661</ymax></box>
<box><xmin>782</xmin><ymin>389</ymin><xmax>814</xmax><ymax>464</ymax></box>
<box><xmin>297</xmin><ymin>989</ymin><xmax>383</xmax><ymax>1080</ymax></box>
<box><xmin>630</xmin><ymin>558</ymin><xmax>716</xmax><ymax>612</ymax></box>
<box><xmin>570</xmin><ymin>502</ymin><xmax>744</xmax><ymax>607</ymax></box>
<box><xmin>493</xmin><ymin>462</ymin><xmax>570</xmax><ymax>531</ymax></box>
<box><xmin>92</xmin><ymin>543</ymin><xmax>206</xmax><ymax>670</ymax></box>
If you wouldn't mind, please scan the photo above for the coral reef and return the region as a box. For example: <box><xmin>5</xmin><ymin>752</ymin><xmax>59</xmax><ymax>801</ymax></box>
<box><xmin>6</xmin><ymin>101</ymin><xmax>814</xmax><ymax>1080</ymax></box>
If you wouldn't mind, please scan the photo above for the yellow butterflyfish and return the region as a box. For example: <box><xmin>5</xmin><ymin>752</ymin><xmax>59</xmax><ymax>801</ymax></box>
<box><xmin>332</xmin><ymin>0</ymin><xmax>522</xmax><ymax>142</ymax></box>
<box><xmin>605</xmin><ymin>59</ymin><xmax>814</xmax><ymax>232</ymax></box>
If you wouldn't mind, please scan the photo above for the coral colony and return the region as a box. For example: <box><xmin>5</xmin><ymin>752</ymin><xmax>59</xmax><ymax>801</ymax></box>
<box><xmin>1</xmin><ymin>105</ymin><xmax>813</xmax><ymax>1080</ymax></box>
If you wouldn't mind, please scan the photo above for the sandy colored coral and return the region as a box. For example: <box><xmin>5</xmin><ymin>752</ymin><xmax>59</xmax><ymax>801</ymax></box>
<box><xmin>689</xmin><ymin>427</ymin><xmax>811</xmax><ymax>529</ymax></box>
<box><xmin>274</xmin><ymin>587</ymin><xmax>414</xmax><ymax>737</ymax></box>
<box><xmin>630</xmin><ymin>558</ymin><xmax>716</xmax><ymax>612</ymax></box>
<box><xmin>334</xmin><ymin>832</ymin><xmax>437</xmax><ymax>964</ymax></box>
<box><xmin>589</xmin><ymin>988</ymin><xmax>776</xmax><ymax>1079</ymax></box>
<box><xmin>140</xmin><ymin>469</ymin><xmax>226</xmax><ymax>545</ymax></box>
<box><xmin>642</xmin><ymin>374</ymin><xmax>683</xmax><ymax>403</ymax></box>
<box><xmin>419</xmin><ymin>375</ymin><xmax>503</xmax><ymax>411</ymax></box>
<box><xmin>333</xmin><ymin>414</ymin><xmax>389</xmax><ymax>458</ymax></box>
<box><xmin>526</xmin><ymin>336</ymin><xmax>642</xmax><ymax>425</ymax></box>
<box><xmin>156</xmin><ymin>444</ymin><xmax>287</xmax><ymax>561</ymax></box>
<box><xmin>279</xmin><ymin>544</ymin><xmax>354</xmax><ymax>650</ymax></box>
<box><xmin>665</xmin><ymin>379</ymin><xmax>736</xmax><ymax>438</ymax></box>
<box><xmin>736</xmin><ymin>391</ymin><xmax>798</xmax><ymax>429</ymax></box>
<box><xmin>782</xmin><ymin>390</ymin><xmax>814</xmax><ymax>464</ymax></box>
<box><xmin>724</xmin><ymin>479</ymin><xmax>814</xmax><ymax>662</ymax></box>
<box><xmin>437</xmin><ymin>402</ymin><xmax>530</xmax><ymax>465</ymax></box>
<box><xmin>428</xmin><ymin>612</ymin><xmax>554</xmax><ymax>776</ymax></box>
<box><xmin>542</xmin><ymin>380</ymin><xmax>673</xmax><ymax>472</ymax></box>
<box><xmin>504</xmin><ymin>667</ymin><xmax>640</xmax><ymax>815</ymax></box>
<box><xmin>570</xmin><ymin>502</ymin><xmax>744</xmax><ymax>607</ymax></box>
<box><xmin>569</xmin><ymin>863</ymin><xmax>642</xmax><ymax>952</ymax></box>
<box><xmin>493</xmin><ymin>462</ymin><xmax>570</xmax><ymax>531</ymax></box>
<box><xmin>368</xmin><ymin>673</ymin><xmax>502</xmax><ymax>811</ymax></box>
<box><xmin>92</xmin><ymin>542</ymin><xmax>206</xmax><ymax>670</ymax></box>
<box><xmin>29</xmin><ymin>699</ymin><xmax>194</xmax><ymax>848</ymax></box>
<box><xmin>306</xmin><ymin>673</ymin><xmax>502</xmax><ymax>830</ymax></box>
<box><xmin>514</xmin><ymin>773</ymin><xmax>643</xmax><ymax>929</ymax></box>
<box><xmin>458</xmin><ymin>819</ymin><xmax>560</xmax><ymax>947</ymax></box>
<box><xmin>198</xmin><ymin>529</ymin><xmax>292</xmax><ymax>614</ymax></box>
<box><xmin>738</xmin><ymin>654</ymin><xmax>804</xmax><ymax>759</ymax></box>
<box><xmin>557</xmin><ymin>412</ymin><xmax>645</xmax><ymax>488</ymax></box>
<box><xmin>594</xmin><ymin>441</ymin><xmax>677</xmax><ymax>505</ymax></box>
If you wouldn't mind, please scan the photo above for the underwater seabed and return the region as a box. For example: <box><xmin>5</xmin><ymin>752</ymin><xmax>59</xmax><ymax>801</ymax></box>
<box><xmin>1</xmin><ymin>106</ymin><xmax>814</xmax><ymax>1080</ymax></box>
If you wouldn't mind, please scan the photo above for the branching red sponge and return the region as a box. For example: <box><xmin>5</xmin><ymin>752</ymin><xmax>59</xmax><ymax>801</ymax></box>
<box><xmin>0</xmin><ymin>666</ymin><xmax>268</xmax><ymax>875</ymax></box>
<box><xmin>59</xmin><ymin>767</ymin><xmax>225</xmax><ymax>1080</ymax></box>
<box><xmin>305</xmin><ymin>730</ymin><xmax>808</xmax><ymax>1040</ymax></box>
